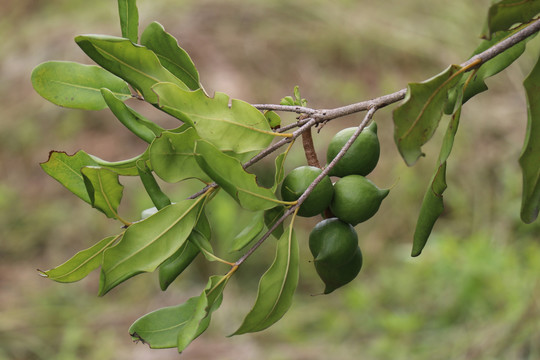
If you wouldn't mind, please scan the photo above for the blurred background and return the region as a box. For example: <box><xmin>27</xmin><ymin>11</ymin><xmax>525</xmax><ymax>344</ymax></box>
<box><xmin>1</xmin><ymin>0</ymin><xmax>540</xmax><ymax>359</ymax></box>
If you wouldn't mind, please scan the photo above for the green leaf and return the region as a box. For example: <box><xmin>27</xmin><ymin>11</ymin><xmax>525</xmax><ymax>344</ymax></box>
<box><xmin>194</xmin><ymin>140</ymin><xmax>280</xmax><ymax>211</ymax></box>
<box><xmin>520</xmin><ymin>55</ymin><xmax>540</xmax><ymax>223</ymax></box>
<box><xmin>39</xmin><ymin>235</ymin><xmax>119</xmax><ymax>283</ymax></box>
<box><xmin>99</xmin><ymin>198</ymin><xmax>203</xmax><ymax>295</ymax></box>
<box><xmin>101</xmin><ymin>88</ymin><xmax>163</xmax><ymax>143</ymax></box>
<box><xmin>412</xmin><ymin>99</ymin><xmax>463</xmax><ymax>257</ymax></box>
<box><xmin>81</xmin><ymin>166</ymin><xmax>125</xmax><ymax>220</ymax></box>
<box><xmin>158</xmin><ymin>238</ymin><xmax>200</xmax><ymax>291</ymax></box>
<box><xmin>446</xmin><ymin>31</ymin><xmax>529</xmax><ymax>114</ymax></box>
<box><xmin>31</xmin><ymin>61</ymin><xmax>131</xmax><ymax>110</ymax></box>
<box><xmin>483</xmin><ymin>0</ymin><xmax>540</xmax><ymax>39</ymax></box>
<box><xmin>264</xmin><ymin>206</ymin><xmax>285</xmax><ymax>239</ymax></box>
<box><xmin>149</xmin><ymin>128</ymin><xmax>211</xmax><ymax>183</ymax></box>
<box><xmin>140</xmin><ymin>22</ymin><xmax>200</xmax><ymax>90</ymax></box>
<box><xmin>136</xmin><ymin>159</ymin><xmax>172</xmax><ymax>210</ymax></box>
<box><xmin>280</xmin><ymin>96</ymin><xmax>295</xmax><ymax>106</ymax></box>
<box><xmin>393</xmin><ymin>65</ymin><xmax>462</xmax><ymax>166</ymax></box>
<box><xmin>129</xmin><ymin>274</ymin><xmax>227</xmax><ymax>351</ymax></box>
<box><xmin>89</xmin><ymin>152</ymin><xmax>148</xmax><ymax>176</ymax></box>
<box><xmin>117</xmin><ymin>0</ymin><xmax>139</xmax><ymax>43</ymax></box>
<box><xmin>272</xmin><ymin>151</ymin><xmax>288</xmax><ymax>192</ymax></box>
<box><xmin>41</xmin><ymin>151</ymin><xmax>100</xmax><ymax>204</ymax></box>
<box><xmin>264</xmin><ymin>110</ymin><xmax>281</xmax><ymax>129</ymax></box>
<box><xmin>177</xmin><ymin>275</ymin><xmax>228</xmax><ymax>352</ymax></box>
<box><xmin>153</xmin><ymin>83</ymin><xmax>277</xmax><ymax>153</ymax></box>
<box><xmin>130</xmin><ymin>297</ymin><xmax>204</xmax><ymax>349</ymax></box>
<box><xmin>231</xmin><ymin>226</ymin><xmax>299</xmax><ymax>335</ymax></box>
<box><xmin>75</xmin><ymin>35</ymin><xmax>188</xmax><ymax>103</ymax></box>
<box><xmin>230</xmin><ymin>212</ymin><xmax>265</xmax><ymax>252</ymax></box>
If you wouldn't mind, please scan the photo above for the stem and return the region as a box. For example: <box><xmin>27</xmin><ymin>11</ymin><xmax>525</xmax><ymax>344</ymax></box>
<box><xmin>301</xmin><ymin>123</ymin><xmax>321</xmax><ymax>168</ymax></box>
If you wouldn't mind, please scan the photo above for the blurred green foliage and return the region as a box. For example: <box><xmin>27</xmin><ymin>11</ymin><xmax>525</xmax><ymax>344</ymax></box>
<box><xmin>1</xmin><ymin>0</ymin><xmax>539</xmax><ymax>359</ymax></box>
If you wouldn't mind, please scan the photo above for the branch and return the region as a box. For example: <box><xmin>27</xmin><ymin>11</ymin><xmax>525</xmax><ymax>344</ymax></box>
<box><xmin>254</xmin><ymin>17</ymin><xmax>540</xmax><ymax>122</ymax></box>
<box><xmin>235</xmin><ymin>107</ymin><xmax>378</xmax><ymax>266</ymax></box>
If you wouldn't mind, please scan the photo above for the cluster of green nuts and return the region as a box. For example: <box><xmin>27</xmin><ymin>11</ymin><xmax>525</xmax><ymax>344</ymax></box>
<box><xmin>281</xmin><ymin>122</ymin><xmax>388</xmax><ymax>294</ymax></box>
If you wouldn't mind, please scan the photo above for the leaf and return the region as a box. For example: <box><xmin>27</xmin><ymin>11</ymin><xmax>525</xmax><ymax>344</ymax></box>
<box><xmin>75</xmin><ymin>35</ymin><xmax>188</xmax><ymax>103</ymax></box>
<box><xmin>411</xmin><ymin>98</ymin><xmax>463</xmax><ymax>257</ymax></box>
<box><xmin>231</xmin><ymin>226</ymin><xmax>299</xmax><ymax>335</ymax></box>
<box><xmin>149</xmin><ymin>128</ymin><xmax>211</xmax><ymax>183</ymax></box>
<box><xmin>99</xmin><ymin>198</ymin><xmax>203</xmax><ymax>295</ymax></box>
<box><xmin>272</xmin><ymin>150</ymin><xmax>288</xmax><ymax>192</ymax></box>
<box><xmin>153</xmin><ymin>82</ymin><xmax>277</xmax><ymax>153</ymax></box>
<box><xmin>520</xmin><ymin>55</ymin><xmax>540</xmax><ymax>223</ymax></box>
<box><xmin>118</xmin><ymin>0</ymin><xmax>139</xmax><ymax>43</ymax></box>
<box><xmin>194</xmin><ymin>140</ymin><xmax>280</xmax><ymax>211</ymax></box>
<box><xmin>140</xmin><ymin>22</ymin><xmax>200</xmax><ymax>90</ymax></box>
<box><xmin>31</xmin><ymin>61</ymin><xmax>131</xmax><ymax>110</ymax></box>
<box><xmin>130</xmin><ymin>275</ymin><xmax>226</xmax><ymax>350</ymax></box>
<box><xmin>39</xmin><ymin>235</ymin><xmax>119</xmax><ymax>283</ymax></box>
<box><xmin>177</xmin><ymin>275</ymin><xmax>228</xmax><ymax>352</ymax></box>
<box><xmin>158</xmin><ymin>238</ymin><xmax>200</xmax><ymax>291</ymax></box>
<box><xmin>483</xmin><ymin>0</ymin><xmax>540</xmax><ymax>39</ymax></box>
<box><xmin>446</xmin><ymin>31</ymin><xmax>529</xmax><ymax>114</ymax></box>
<box><xmin>264</xmin><ymin>206</ymin><xmax>285</xmax><ymax>239</ymax></box>
<box><xmin>89</xmin><ymin>152</ymin><xmax>148</xmax><ymax>176</ymax></box>
<box><xmin>136</xmin><ymin>159</ymin><xmax>172</xmax><ymax>210</ymax></box>
<box><xmin>264</xmin><ymin>110</ymin><xmax>281</xmax><ymax>129</ymax></box>
<box><xmin>230</xmin><ymin>212</ymin><xmax>265</xmax><ymax>252</ymax></box>
<box><xmin>393</xmin><ymin>65</ymin><xmax>463</xmax><ymax>166</ymax></box>
<box><xmin>41</xmin><ymin>151</ymin><xmax>100</xmax><ymax>204</ymax></box>
<box><xmin>81</xmin><ymin>166</ymin><xmax>125</xmax><ymax>220</ymax></box>
<box><xmin>101</xmin><ymin>88</ymin><xmax>163</xmax><ymax>143</ymax></box>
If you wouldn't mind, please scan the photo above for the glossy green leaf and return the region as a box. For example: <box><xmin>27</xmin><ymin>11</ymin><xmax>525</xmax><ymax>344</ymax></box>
<box><xmin>230</xmin><ymin>212</ymin><xmax>265</xmax><ymax>251</ymax></box>
<box><xmin>99</xmin><ymin>198</ymin><xmax>203</xmax><ymax>295</ymax></box>
<box><xmin>81</xmin><ymin>166</ymin><xmax>125</xmax><ymax>220</ymax></box>
<box><xmin>149</xmin><ymin>128</ymin><xmax>210</xmax><ymax>183</ymax></box>
<box><xmin>141</xmin><ymin>22</ymin><xmax>200</xmax><ymax>90</ymax></box>
<box><xmin>101</xmin><ymin>88</ymin><xmax>163</xmax><ymax>143</ymax></box>
<box><xmin>520</xmin><ymin>55</ymin><xmax>540</xmax><ymax>223</ymax></box>
<box><xmin>177</xmin><ymin>275</ymin><xmax>228</xmax><ymax>352</ymax></box>
<box><xmin>232</xmin><ymin>226</ymin><xmax>299</xmax><ymax>335</ymax></box>
<box><xmin>31</xmin><ymin>61</ymin><xmax>131</xmax><ymax>110</ymax></box>
<box><xmin>75</xmin><ymin>35</ymin><xmax>188</xmax><ymax>103</ymax></box>
<box><xmin>153</xmin><ymin>83</ymin><xmax>277</xmax><ymax>153</ymax></box>
<box><xmin>194</xmin><ymin>140</ymin><xmax>279</xmax><ymax>211</ymax></box>
<box><xmin>483</xmin><ymin>0</ymin><xmax>540</xmax><ymax>39</ymax></box>
<box><xmin>393</xmin><ymin>65</ymin><xmax>462</xmax><ymax>166</ymax></box>
<box><xmin>136</xmin><ymin>159</ymin><xmax>172</xmax><ymax>210</ymax></box>
<box><xmin>264</xmin><ymin>206</ymin><xmax>285</xmax><ymax>239</ymax></box>
<box><xmin>412</xmin><ymin>100</ymin><xmax>463</xmax><ymax>257</ymax></box>
<box><xmin>39</xmin><ymin>235</ymin><xmax>119</xmax><ymax>283</ymax></box>
<box><xmin>188</xmin><ymin>229</ymin><xmax>217</xmax><ymax>262</ymax></box>
<box><xmin>118</xmin><ymin>0</ymin><xmax>138</xmax><ymax>43</ymax></box>
<box><xmin>41</xmin><ymin>151</ymin><xmax>99</xmax><ymax>204</ymax></box>
<box><xmin>158</xmin><ymin>239</ymin><xmax>200</xmax><ymax>291</ymax></box>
